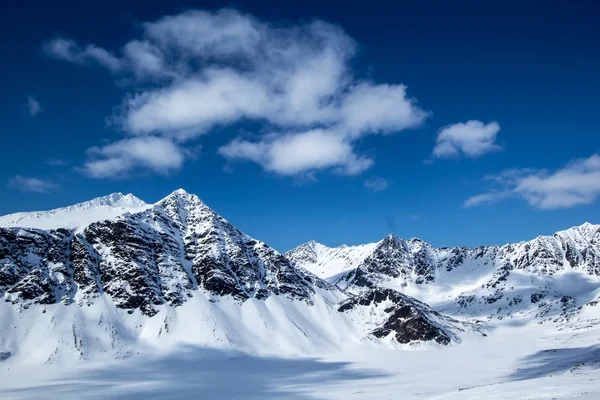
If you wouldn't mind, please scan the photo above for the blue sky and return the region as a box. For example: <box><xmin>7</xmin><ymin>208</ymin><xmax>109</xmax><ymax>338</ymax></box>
<box><xmin>1</xmin><ymin>0</ymin><xmax>599</xmax><ymax>251</ymax></box>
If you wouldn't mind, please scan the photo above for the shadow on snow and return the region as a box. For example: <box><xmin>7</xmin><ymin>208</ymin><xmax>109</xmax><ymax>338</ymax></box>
<box><xmin>508</xmin><ymin>345</ymin><xmax>600</xmax><ymax>382</ymax></box>
<box><xmin>2</xmin><ymin>346</ymin><xmax>388</xmax><ymax>399</ymax></box>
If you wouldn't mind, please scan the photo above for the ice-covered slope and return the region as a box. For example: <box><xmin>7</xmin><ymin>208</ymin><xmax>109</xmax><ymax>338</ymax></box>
<box><xmin>0</xmin><ymin>193</ymin><xmax>149</xmax><ymax>231</ymax></box>
<box><xmin>285</xmin><ymin>240</ymin><xmax>378</xmax><ymax>279</ymax></box>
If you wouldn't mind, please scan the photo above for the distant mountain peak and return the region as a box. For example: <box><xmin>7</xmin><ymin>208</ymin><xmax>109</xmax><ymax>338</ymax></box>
<box><xmin>80</xmin><ymin>192</ymin><xmax>147</xmax><ymax>208</ymax></box>
<box><xmin>0</xmin><ymin>192</ymin><xmax>149</xmax><ymax>231</ymax></box>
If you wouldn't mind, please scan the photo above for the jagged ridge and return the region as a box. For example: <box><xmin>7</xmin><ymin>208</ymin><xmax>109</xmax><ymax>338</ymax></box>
<box><xmin>0</xmin><ymin>190</ymin><xmax>318</xmax><ymax>317</ymax></box>
<box><xmin>288</xmin><ymin>225</ymin><xmax>600</xmax><ymax>319</ymax></box>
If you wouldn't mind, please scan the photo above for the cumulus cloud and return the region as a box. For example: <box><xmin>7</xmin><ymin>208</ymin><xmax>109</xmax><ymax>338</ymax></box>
<box><xmin>8</xmin><ymin>176</ymin><xmax>59</xmax><ymax>193</ymax></box>
<box><xmin>26</xmin><ymin>96</ymin><xmax>41</xmax><ymax>117</ymax></box>
<box><xmin>219</xmin><ymin>129</ymin><xmax>372</xmax><ymax>176</ymax></box>
<box><xmin>44</xmin><ymin>9</ymin><xmax>427</xmax><ymax>177</ymax></box>
<box><xmin>432</xmin><ymin>120</ymin><xmax>501</xmax><ymax>160</ymax></box>
<box><xmin>82</xmin><ymin>137</ymin><xmax>188</xmax><ymax>179</ymax></box>
<box><xmin>364</xmin><ymin>177</ymin><xmax>390</xmax><ymax>192</ymax></box>
<box><xmin>465</xmin><ymin>154</ymin><xmax>600</xmax><ymax>209</ymax></box>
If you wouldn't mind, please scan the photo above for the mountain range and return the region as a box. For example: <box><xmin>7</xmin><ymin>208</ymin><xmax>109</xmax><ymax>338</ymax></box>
<box><xmin>1</xmin><ymin>189</ymin><xmax>599</xmax><ymax>365</ymax></box>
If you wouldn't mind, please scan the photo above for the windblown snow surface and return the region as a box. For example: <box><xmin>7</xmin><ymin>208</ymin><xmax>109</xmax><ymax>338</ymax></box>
<box><xmin>0</xmin><ymin>192</ymin><xmax>599</xmax><ymax>399</ymax></box>
<box><xmin>1</xmin><ymin>305</ymin><xmax>599</xmax><ymax>399</ymax></box>
<box><xmin>0</xmin><ymin>193</ymin><xmax>149</xmax><ymax>231</ymax></box>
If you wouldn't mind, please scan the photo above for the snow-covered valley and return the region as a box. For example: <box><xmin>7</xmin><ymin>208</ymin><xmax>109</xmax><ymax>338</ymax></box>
<box><xmin>1</xmin><ymin>317</ymin><xmax>599</xmax><ymax>399</ymax></box>
<box><xmin>1</xmin><ymin>189</ymin><xmax>599</xmax><ymax>399</ymax></box>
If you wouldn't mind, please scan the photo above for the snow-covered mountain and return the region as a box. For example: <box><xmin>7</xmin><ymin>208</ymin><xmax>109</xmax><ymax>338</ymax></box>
<box><xmin>0</xmin><ymin>192</ymin><xmax>149</xmax><ymax>231</ymax></box>
<box><xmin>288</xmin><ymin>224</ymin><xmax>600</xmax><ymax>321</ymax></box>
<box><xmin>285</xmin><ymin>240</ymin><xmax>377</xmax><ymax>278</ymax></box>
<box><xmin>3</xmin><ymin>189</ymin><xmax>600</xmax><ymax>369</ymax></box>
<box><xmin>0</xmin><ymin>190</ymin><xmax>470</xmax><ymax>365</ymax></box>
<box><xmin>2</xmin><ymin>190</ymin><xmax>600</xmax><ymax>398</ymax></box>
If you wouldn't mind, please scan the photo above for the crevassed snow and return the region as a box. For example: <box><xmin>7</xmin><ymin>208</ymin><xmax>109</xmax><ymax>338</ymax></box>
<box><xmin>0</xmin><ymin>193</ymin><xmax>149</xmax><ymax>231</ymax></box>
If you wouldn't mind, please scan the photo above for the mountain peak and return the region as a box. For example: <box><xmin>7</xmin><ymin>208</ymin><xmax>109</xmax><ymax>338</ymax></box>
<box><xmin>554</xmin><ymin>221</ymin><xmax>599</xmax><ymax>243</ymax></box>
<box><xmin>157</xmin><ymin>189</ymin><xmax>206</xmax><ymax>209</ymax></box>
<box><xmin>172</xmin><ymin>188</ymin><xmax>189</xmax><ymax>196</ymax></box>
<box><xmin>0</xmin><ymin>192</ymin><xmax>149</xmax><ymax>230</ymax></box>
<box><xmin>86</xmin><ymin>192</ymin><xmax>147</xmax><ymax>209</ymax></box>
<box><xmin>380</xmin><ymin>233</ymin><xmax>404</xmax><ymax>246</ymax></box>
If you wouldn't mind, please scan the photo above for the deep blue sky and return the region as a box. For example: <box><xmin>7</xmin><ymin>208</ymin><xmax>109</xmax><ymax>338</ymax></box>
<box><xmin>1</xmin><ymin>0</ymin><xmax>599</xmax><ymax>251</ymax></box>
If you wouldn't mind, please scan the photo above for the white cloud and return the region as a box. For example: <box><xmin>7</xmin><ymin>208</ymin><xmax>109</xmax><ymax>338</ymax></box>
<box><xmin>364</xmin><ymin>177</ymin><xmax>390</xmax><ymax>192</ymax></box>
<box><xmin>465</xmin><ymin>154</ymin><xmax>600</xmax><ymax>209</ymax></box>
<box><xmin>82</xmin><ymin>137</ymin><xmax>188</xmax><ymax>179</ymax></box>
<box><xmin>340</xmin><ymin>84</ymin><xmax>427</xmax><ymax>137</ymax></box>
<box><xmin>432</xmin><ymin>120</ymin><xmax>501</xmax><ymax>159</ymax></box>
<box><xmin>121</xmin><ymin>72</ymin><xmax>274</xmax><ymax>137</ymax></box>
<box><xmin>463</xmin><ymin>192</ymin><xmax>510</xmax><ymax>207</ymax></box>
<box><xmin>26</xmin><ymin>96</ymin><xmax>41</xmax><ymax>117</ymax></box>
<box><xmin>123</xmin><ymin>41</ymin><xmax>167</xmax><ymax>78</ymax></box>
<box><xmin>43</xmin><ymin>9</ymin><xmax>427</xmax><ymax>178</ymax></box>
<box><xmin>8</xmin><ymin>176</ymin><xmax>59</xmax><ymax>193</ymax></box>
<box><xmin>219</xmin><ymin>129</ymin><xmax>372</xmax><ymax>176</ymax></box>
<box><xmin>43</xmin><ymin>38</ymin><xmax>122</xmax><ymax>71</ymax></box>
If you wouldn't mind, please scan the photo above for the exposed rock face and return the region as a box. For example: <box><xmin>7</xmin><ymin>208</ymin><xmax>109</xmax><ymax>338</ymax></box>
<box><xmin>0</xmin><ymin>190</ymin><xmax>317</xmax><ymax>316</ymax></box>
<box><xmin>4</xmin><ymin>189</ymin><xmax>597</xmax><ymax>350</ymax></box>
<box><xmin>338</xmin><ymin>288</ymin><xmax>454</xmax><ymax>345</ymax></box>
<box><xmin>291</xmin><ymin>225</ymin><xmax>600</xmax><ymax>286</ymax></box>
<box><xmin>0</xmin><ymin>190</ymin><xmax>478</xmax><ymax>347</ymax></box>
<box><xmin>1</xmin><ymin>228</ymin><xmax>74</xmax><ymax>307</ymax></box>
<box><xmin>289</xmin><ymin>224</ymin><xmax>600</xmax><ymax>319</ymax></box>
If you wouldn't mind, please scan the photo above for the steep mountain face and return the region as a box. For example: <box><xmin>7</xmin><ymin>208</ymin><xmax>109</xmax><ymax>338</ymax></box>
<box><xmin>338</xmin><ymin>288</ymin><xmax>468</xmax><ymax>345</ymax></box>
<box><xmin>6</xmin><ymin>189</ymin><xmax>598</xmax><ymax>365</ymax></box>
<box><xmin>0</xmin><ymin>190</ymin><xmax>318</xmax><ymax>316</ymax></box>
<box><xmin>288</xmin><ymin>224</ymin><xmax>600</xmax><ymax>320</ymax></box>
<box><xmin>0</xmin><ymin>190</ymin><xmax>470</xmax><ymax>365</ymax></box>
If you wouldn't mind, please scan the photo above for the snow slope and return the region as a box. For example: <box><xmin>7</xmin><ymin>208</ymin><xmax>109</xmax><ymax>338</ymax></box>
<box><xmin>285</xmin><ymin>240</ymin><xmax>378</xmax><ymax>278</ymax></box>
<box><xmin>1</xmin><ymin>313</ymin><xmax>599</xmax><ymax>399</ymax></box>
<box><xmin>0</xmin><ymin>193</ymin><xmax>149</xmax><ymax>231</ymax></box>
<box><xmin>289</xmin><ymin>226</ymin><xmax>600</xmax><ymax>321</ymax></box>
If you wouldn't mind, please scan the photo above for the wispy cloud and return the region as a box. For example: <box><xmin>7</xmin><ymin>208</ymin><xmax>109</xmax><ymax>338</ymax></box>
<box><xmin>431</xmin><ymin>120</ymin><xmax>501</xmax><ymax>160</ymax></box>
<box><xmin>43</xmin><ymin>38</ymin><xmax>122</xmax><ymax>71</ymax></box>
<box><xmin>364</xmin><ymin>177</ymin><xmax>391</xmax><ymax>192</ymax></box>
<box><xmin>8</xmin><ymin>176</ymin><xmax>59</xmax><ymax>193</ymax></box>
<box><xmin>43</xmin><ymin>9</ymin><xmax>428</xmax><ymax>178</ymax></box>
<box><xmin>26</xmin><ymin>96</ymin><xmax>41</xmax><ymax>117</ymax></box>
<box><xmin>465</xmin><ymin>154</ymin><xmax>600</xmax><ymax>209</ymax></box>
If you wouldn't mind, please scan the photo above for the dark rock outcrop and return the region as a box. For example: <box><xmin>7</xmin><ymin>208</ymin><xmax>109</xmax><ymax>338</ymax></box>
<box><xmin>0</xmin><ymin>190</ymin><xmax>318</xmax><ymax>316</ymax></box>
<box><xmin>338</xmin><ymin>288</ymin><xmax>453</xmax><ymax>345</ymax></box>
